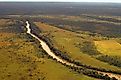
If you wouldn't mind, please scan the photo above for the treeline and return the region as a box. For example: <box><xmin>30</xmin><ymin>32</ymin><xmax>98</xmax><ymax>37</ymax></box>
<box><xmin>97</xmin><ymin>55</ymin><xmax>121</xmax><ymax>68</ymax></box>
<box><xmin>18</xmin><ymin>16</ymin><xmax>121</xmax><ymax>38</ymax></box>
<box><xmin>85</xmin><ymin>15</ymin><xmax>121</xmax><ymax>23</ymax></box>
<box><xmin>29</xmin><ymin>20</ymin><xmax>72</xmax><ymax>61</ymax></box>
<box><xmin>63</xmin><ymin>62</ymin><xmax>117</xmax><ymax>80</ymax></box>
<box><xmin>78</xmin><ymin>41</ymin><xmax>101</xmax><ymax>55</ymax></box>
<box><xmin>0</xmin><ymin>19</ymin><xmax>24</xmax><ymax>33</ymax></box>
<box><xmin>32</xmin><ymin>16</ymin><xmax>121</xmax><ymax>38</ymax></box>
<box><xmin>47</xmin><ymin>51</ymin><xmax>118</xmax><ymax>80</ymax></box>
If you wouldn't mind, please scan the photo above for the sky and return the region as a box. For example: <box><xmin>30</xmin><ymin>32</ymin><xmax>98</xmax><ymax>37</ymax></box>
<box><xmin>0</xmin><ymin>0</ymin><xmax>121</xmax><ymax>3</ymax></box>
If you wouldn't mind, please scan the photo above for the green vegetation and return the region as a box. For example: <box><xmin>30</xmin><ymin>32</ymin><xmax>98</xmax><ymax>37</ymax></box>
<box><xmin>78</xmin><ymin>41</ymin><xmax>100</xmax><ymax>55</ymax></box>
<box><xmin>97</xmin><ymin>55</ymin><xmax>121</xmax><ymax>68</ymax></box>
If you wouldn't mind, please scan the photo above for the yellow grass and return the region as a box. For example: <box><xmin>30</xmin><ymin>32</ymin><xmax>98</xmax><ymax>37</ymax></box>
<box><xmin>95</xmin><ymin>40</ymin><xmax>121</xmax><ymax>56</ymax></box>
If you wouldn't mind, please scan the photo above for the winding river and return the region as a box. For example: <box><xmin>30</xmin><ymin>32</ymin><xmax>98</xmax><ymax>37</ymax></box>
<box><xmin>25</xmin><ymin>21</ymin><xmax>121</xmax><ymax>80</ymax></box>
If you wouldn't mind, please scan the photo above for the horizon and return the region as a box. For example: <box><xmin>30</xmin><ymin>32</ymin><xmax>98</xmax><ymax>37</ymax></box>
<box><xmin>0</xmin><ymin>0</ymin><xmax>121</xmax><ymax>3</ymax></box>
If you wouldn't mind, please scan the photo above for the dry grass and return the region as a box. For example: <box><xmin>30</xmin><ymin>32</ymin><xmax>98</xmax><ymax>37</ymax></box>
<box><xmin>95</xmin><ymin>40</ymin><xmax>121</xmax><ymax>56</ymax></box>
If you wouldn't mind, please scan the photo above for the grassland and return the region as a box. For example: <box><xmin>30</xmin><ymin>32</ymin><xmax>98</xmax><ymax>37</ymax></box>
<box><xmin>0</xmin><ymin>19</ymin><xmax>95</xmax><ymax>80</ymax></box>
<box><xmin>34</xmin><ymin>22</ymin><xmax>121</xmax><ymax>72</ymax></box>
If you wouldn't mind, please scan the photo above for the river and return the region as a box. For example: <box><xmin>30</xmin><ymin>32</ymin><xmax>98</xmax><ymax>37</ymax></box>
<box><xmin>26</xmin><ymin>21</ymin><xmax>76</xmax><ymax>67</ymax></box>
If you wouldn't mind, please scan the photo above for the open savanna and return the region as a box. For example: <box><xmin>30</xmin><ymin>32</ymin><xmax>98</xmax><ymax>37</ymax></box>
<box><xmin>34</xmin><ymin>22</ymin><xmax>121</xmax><ymax>72</ymax></box>
<box><xmin>0</xmin><ymin>19</ymin><xmax>95</xmax><ymax>80</ymax></box>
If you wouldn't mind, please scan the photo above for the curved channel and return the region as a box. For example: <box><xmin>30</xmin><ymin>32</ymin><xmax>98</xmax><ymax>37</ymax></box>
<box><xmin>26</xmin><ymin>21</ymin><xmax>76</xmax><ymax>67</ymax></box>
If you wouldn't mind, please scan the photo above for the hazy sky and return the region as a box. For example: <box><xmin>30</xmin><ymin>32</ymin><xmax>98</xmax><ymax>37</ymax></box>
<box><xmin>0</xmin><ymin>0</ymin><xmax>121</xmax><ymax>3</ymax></box>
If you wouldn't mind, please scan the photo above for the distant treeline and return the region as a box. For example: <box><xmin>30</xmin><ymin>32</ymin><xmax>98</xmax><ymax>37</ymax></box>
<box><xmin>30</xmin><ymin>17</ymin><xmax>121</xmax><ymax>38</ymax></box>
<box><xmin>1</xmin><ymin>2</ymin><xmax>121</xmax><ymax>16</ymax></box>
